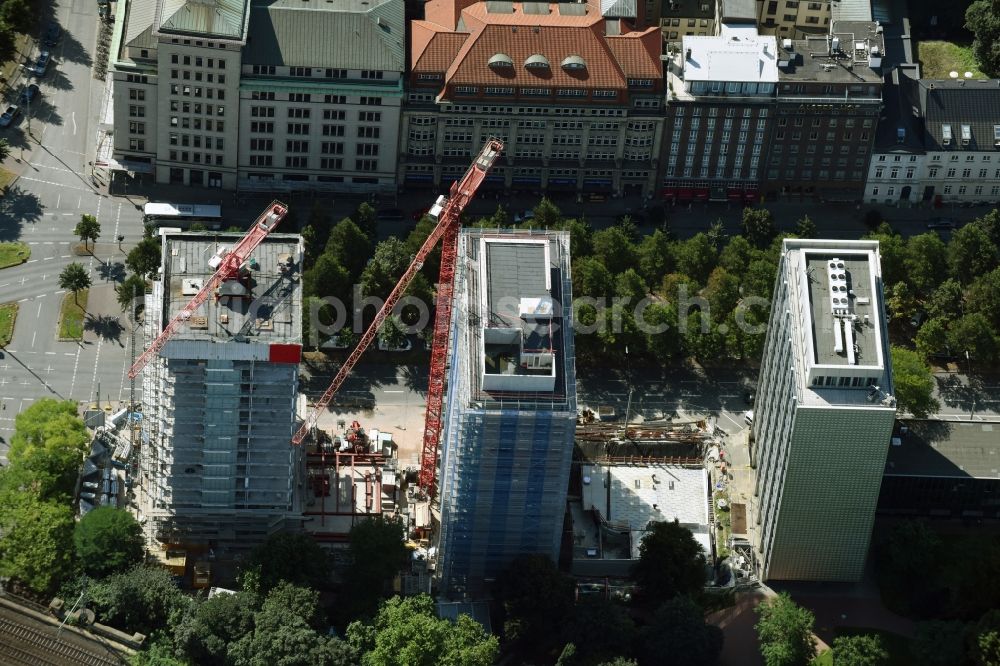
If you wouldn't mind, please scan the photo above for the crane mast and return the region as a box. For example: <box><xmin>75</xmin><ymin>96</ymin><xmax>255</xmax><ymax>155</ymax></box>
<box><xmin>128</xmin><ymin>201</ymin><xmax>289</xmax><ymax>379</ymax></box>
<box><xmin>292</xmin><ymin>139</ymin><xmax>504</xmax><ymax>456</ymax></box>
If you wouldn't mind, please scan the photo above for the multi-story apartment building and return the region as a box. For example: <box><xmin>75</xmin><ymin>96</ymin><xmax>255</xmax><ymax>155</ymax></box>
<box><xmin>139</xmin><ymin>226</ymin><xmax>305</xmax><ymax>554</ymax></box>
<box><xmin>657</xmin><ymin>0</ymin><xmax>716</xmax><ymax>45</ymax></box>
<box><xmin>436</xmin><ymin>229</ymin><xmax>577</xmax><ymax>598</ymax></box>
<box><xmin>751</xmin><ymin>239</ymin><xmax>896</xmax><ymax>581</ymax></box>
<box><xmin>756</xmin><ymin>0</ymin><xmax>830</xmax><ymax>38</ymax></box>
<box><xmin>403</xmin><ymin>0</ymin><xmax>664</xmax><ymax>197</ymax></box>
<box><xmin>864</xmin><ymin>66</ymin><xmax>924</xmax><ymax>206</ymax></box>
<box><xmin>660</xmin><ymin>26</ymin><xmax>777</xmax><ymax>204</ymax></box>
<box><xmin>896</xmin><ymin>73</ymin><xmax>1000</xmax><ymax>205</ymax></box>
<box><xmin>111</xmin><ymin>0</ymin><xmax>405</xmax><ymax>193</ymax></box>
<box><xmin>765</xmin><ymin>21</ymin><xmax>883</xmax><ymax>201</ymax></box>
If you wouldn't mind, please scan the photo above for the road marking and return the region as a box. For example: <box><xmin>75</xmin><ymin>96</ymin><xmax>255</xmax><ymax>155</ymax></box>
<box><xmin>68</xmin><ymin>344</ymin><xmax>82</xmax><ymax>397</ymax></box>
<box><xmin>56</xmin><ymin>193</ymin><xmax>61</xmax><ymax>208</ymax></box>
<box><xmin>384</xmin><ymin>390</ymin><xmax>404</xmax><ymax>393</ymax></box>
<box><xmin>26</xmin><ymin>259</ymin><xmax>38</xmax><ymax>263</ymax></box>
<box><xmin>64</xmin><ymin>352</ymin><xmax>74</xmax><ymax>356</ymax></box>
<box><xmin>19</xmin><ymin>177</ymin><xmax>94</xmax><ymax>193</ymax></box>
<box><xmin>17</xmin><ymin>298</ymin><xmax>29</xmax><ymax>302</ymax></box>
<box><xmin>61</xmin><ymin>255</ymin><xmax>70</xmax><ymax>259</ymax></box>
<box><xmin>71</xmin><ymin>111</ymin><xmax>76</xmax><ymax>135</ymax></box>
<box><xmin>45</xmin><ymin>351</ymin><xmax>55</xmax><ymax>355</ymax></box>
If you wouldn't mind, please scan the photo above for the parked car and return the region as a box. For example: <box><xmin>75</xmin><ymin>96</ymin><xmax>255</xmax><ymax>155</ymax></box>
<box><xmin>18</xmin><ymin>84</ymin><xmax>40</xmax><ymax>105</ymax></box>
<box><xmin>927</xmin><ymin>217</ymin><xmax>956</xmax><ymax>230</ymax></box>
<box><xmin>376</xmin><ymin>208</ymin><xmax>405</xmax><ymax>223</ymax></box>
<box><xmin>0</xmin><ymin>104</ymin><xmax>20</xmax><ymax>127</ymax></box>
<box><xmin>377</xmin><ymin>337</ymin><xmax>413</xmax><ymax>352</ymax></box>
<box><xmin>33</xmin><ymin>51</ymin><xmax>51</xmax><ymax>77</ymax></box>
<box><xmin>744</xmin><ymin>410</ymin><xmax>754</xmax><ymax>426</ymax></box>
<box><xmin>43</xmin><ymin>21</ymin><xmax>62</xmax><ymax>47</ymax></box>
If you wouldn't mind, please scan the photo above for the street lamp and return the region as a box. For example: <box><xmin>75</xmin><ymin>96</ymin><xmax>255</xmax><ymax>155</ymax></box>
<box><xmin>117</xmin><ymin>235</ymin><xmax>125</xmax><ymax>251</ymax></box>
<box><xmin>967</xmin><ymin>350</ymin><xmax>975</xmax><ymax>420</ymax></box>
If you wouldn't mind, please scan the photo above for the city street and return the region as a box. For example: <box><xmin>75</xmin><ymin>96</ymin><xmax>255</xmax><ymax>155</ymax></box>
<box><xmin>0</xmin><ymin>0</ymin><xmax>145</xmax><ymax>455</ymax></box>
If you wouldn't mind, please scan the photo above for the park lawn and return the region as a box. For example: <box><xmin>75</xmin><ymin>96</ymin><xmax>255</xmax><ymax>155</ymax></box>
<box><xmin>58</xmin><ymin>290</ymin><xmax>89</xmax><ymax>340</ymax></box>
<box><xmin>917</xmin><ymin>40</ymin><xmax>986</xmax><ymax>79</ymax></box>
<box><xmin>0</xmin><ymin>241</ymin><xmax>30</xmax><ymax>268</ymax></box>
<box><xmin>0</xmin><ymin>302</ymin><xmax>16</xmax><ymax>346</ymax></box>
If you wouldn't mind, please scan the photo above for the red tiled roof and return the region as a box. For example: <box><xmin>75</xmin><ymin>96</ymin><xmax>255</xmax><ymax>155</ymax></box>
<box><xmin>412</xmin><ymin>21</ymin><xmax>468</xmax><ymax>72</ymax></box>
<box><xmin>606</xmin><ymin>28</ymin><xmax>662</xmax><ymax>80</ymax></box>
<box><xmin>411</xmin><ymin>1</ymin><xmax>662</xmax><ymax>94</ymax></box>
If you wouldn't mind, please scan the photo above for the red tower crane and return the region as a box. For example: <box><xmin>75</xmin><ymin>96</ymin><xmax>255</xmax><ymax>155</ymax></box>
<box><xmin>291</xmin><ymin>139</ymin><xmax>504</xmax><ymax>475</ymax></box>
<box><xmin>127</xmin><ymin>201</ymin><xmax>289</xmax><ymax>379</ymax></box>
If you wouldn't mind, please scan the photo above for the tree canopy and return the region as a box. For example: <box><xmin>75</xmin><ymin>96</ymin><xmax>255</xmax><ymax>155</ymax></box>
<box><xmin>341</xmin><ymin>516</ymin><xmax>408</xmax><ymax>621</ymax></box>
<box><xmin>495</xmin><ymin>554</ymin><xmax>574</xmax><ymax>647</ymax></box>
<box><xmin>890</xmin><ymin>347</ymin><xmax>939</xmax><ymax>418</ymax></box>
<box><xmin>966</xmin><ymin>1</ymin><xmax>1000</xmax><ymax>77</ymax></box>
<box><xmin>638</xmin><ymin>596</ymin><xmax>723</xmax><ymax>666</ymax></box>
<box><xmin>240</xmin><ymin>531</ymin><xmax>331</xmax><ymax>598</ymax></box>
<box><xmin>8</xmin><ymin>398</ymin><xmax>89</xmax><ymax>501</ymax></box>
<box><xmin>75</xmin><ymin>214</ymin><xmax>101</xmax><ymax>250</ymax></box>
<box><xmin>831</xmin><ymin>634</ymin><xmax>888</xmax><ymax>666</ymax></box>
<box><xmin>632</xmin><ymin>520</ymin><xmax>706</xmax><ymax>606</ymax></box>
<box><xmin>89</xmin><ymin>565</ymin><xmax>190</xmax><ymax>638</ymax></box>
<box><xmin>346</xmin><ymin>595</ymin><xmax>498</xmax><ymax>666</ymax></box>
<box><xmin>59</xmin><ymin>262</ymin><xmax>92</xmax><ymax>305</ymax></box>
<box><xmin>74</xmin><ymin>507</ymin><xmax>145</xmax><ymax>578</ymax></box>
<box><xmin>755</xmin><ymin>593</ymin><xmax>817</xmax><ymax>666</ymax></box>
<box><xmin>0</xmin><ymin>492</ymin><xmax>75</xmax><ymax>594</ymax></box>
<box><xmin>126</xmin><ymin>238</ymin><xmax>163</xmax><ymax>278</ymax></box>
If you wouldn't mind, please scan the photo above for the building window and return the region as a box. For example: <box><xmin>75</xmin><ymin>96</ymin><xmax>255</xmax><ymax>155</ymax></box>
<box><xmin>249</xmin><ymin>155</ymin><xmax>273</xmax><ymax>166</ymax></box>
<box><xmin>359</xmin><ymin>96</ymin><xmax>382</xmax><ymax>106</ymax></box>
<box><xmin>285</xmin><ymin>156</ymin><xmax>308</xmax><ymax>168</ymax></box>
<box><xmin>286</xmin><ymin>140</ymin><xmax>309</xmax><ymax>153</ymax></box>
<box><xmin>361</xmin><ymin>70</ymin><xmax>383</xmax><ymax>79</ymax></box>
<box><xmin>322</xmin><ymin>125</ymin><xmax>345</xmax><ymax>136</ymax></box>
<box><xmin>321</xmin><ymin>142</ymin><xmax>344</xmax><ymax>154</ymax></box>
<box><xmin>357</xmin><ymin>126</ymin><xmax>380</xmax><ymax>138</ymax></box>
<box><xmin>252</xmin><ymin>65</ymin><xmax>276</xmax><ymax>75</ymax></box>
<box><xmin>320</xmin><ymin>157</ymin><xmax>343</xmax><ymax>169</ymax></box>
<box><xmin>355</xmin><ymin>159</ymin><xmax>378</xmax><ymax>171</ymax></box>
<box><xmin>358</xmin><ymin>111</ymin><xmax>381</xmax><ymax>123</ymax></box>
<box><xmin>288</xmin><ymin>108</ymin><xmax>311</xmax><ymax>119</ymax></box>
<box><xmin>286</xmin><ymin>123</ymin><xmax>310</xmax><ymax>135</ymax></box>
<box><xmin>290</xmin><ymin>66</ymin><xmax>310</xmax><ymax>77</ymax></box>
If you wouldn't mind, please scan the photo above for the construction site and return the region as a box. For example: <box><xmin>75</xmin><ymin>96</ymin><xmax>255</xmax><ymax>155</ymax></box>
<box><xmin>97</xmin><ymin>139</ymin><xmax>729</xmax><ymax>599</ymax></box>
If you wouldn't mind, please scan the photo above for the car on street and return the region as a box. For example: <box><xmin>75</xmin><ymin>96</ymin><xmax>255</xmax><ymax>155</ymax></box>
<box><xmin>43</xmin><ymin>22</ymin><xmax>62</xmax><ymax>46</ymax></box>
<box><xmin>376</xmin><ymin>208</ymin><xmax>405</xmax><ymax>223</ymax></box>
<box><xmin>744</xmin><ymin>410</ymin><xmax>754</xmax><ymax>425</ymax></box>
<box><xmin>927</xmin><ymin>217</ymin><xmax>956</xmax><ymax>230</ymax></box>
<box><xmin>33</xmin><ymin>51</ymin><xmax>51</xmax><ymax>77</ymax></box>
<box><xmin>377</xmin><ymin>337</ymin><xmax>413</xmax><ymax>352</ymax></box>
<box><xmin>0</xmin><ymin>104</ymin><xmax>20</xmax><ymax>127</ymax></box>
<box><xmin>513</xmin><ymin>209</ymin><xmax>535</xmax><ymax>223</ymax></box>
<box><xmin>18</xmin><ymin>84</ymin><xmax>40</xmax><ymax>105</ymax></box>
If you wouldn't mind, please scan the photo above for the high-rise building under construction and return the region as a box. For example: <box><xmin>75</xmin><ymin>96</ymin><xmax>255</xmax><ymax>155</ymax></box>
<box><xmin>138</xmin><ymin>229</ymin><xmax>304</xmax><ymax>554</ymax></box>
<box><xmin>436</xmin><ymin>228</ymin><xmax>577</xmax><ymax>598</ymax></box>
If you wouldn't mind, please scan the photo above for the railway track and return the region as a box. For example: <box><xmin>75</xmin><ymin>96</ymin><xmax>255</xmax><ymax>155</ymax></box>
<box><xmin>0</xmin><ymin>616</ymin><xmax>125</xmax><ymax>666</ymax></box>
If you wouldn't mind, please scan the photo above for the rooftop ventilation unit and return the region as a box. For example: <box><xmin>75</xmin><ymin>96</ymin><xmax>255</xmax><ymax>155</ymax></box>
<box><xmin>942</xmin><ymin>124</ymin><xmax>952</xmax><ymax>145</ymax></box>
<box><xmin>782</xmin><ymin>38</ymin><xmax>793</xmax><ymax>50</ymax></box>
<box><xmin>827</xmin><ymin>258</ymin><xmax>849</xmax><ymax>316</ymax></box>
<box><xmin>961</xmin><ymin>124</ymin><xmax>972</xmax><ymax>145</ymax></box>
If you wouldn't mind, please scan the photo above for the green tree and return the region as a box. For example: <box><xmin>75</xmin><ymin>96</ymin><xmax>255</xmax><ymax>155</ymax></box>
<box><xmin>718</xmin><ymin>235</ymin><xmax>756</xmax><ymax>276</ymax></box>
<box><xmin>967</xmin><ymin>268</ymin><xmax>1000</xmax><ymax>328</ymax></box>
<box><xmin>637</xmin><ymin>230</ymin><xmax>674</xmax><ymax>287</ymax></box>
<box><xmin>741</xmin><ymin>207</ymin><xmax>775</xmax><ymax>248</ymax></box>
<box><xmin>574</xmin><ymin>256</ymin><xmax>616</xmax><ymax>299</ymax></box>
<box><xmin>890</xmin><ymin>347</ymin><xmax>939</xmax><ymax>418</ymax></box>
<box><xmin>303</xmin><ymin>253</ymin><xmax>351</xmax><ymax>299</ymax></box>
<box><xmin>172</xmin><ymin>590</ymin><xmax>255</xmax><ymax>666</ymax></box>
<box><xmin>360</xmin><ymin>238</ymin><xmax>410</xmax><ymax>301</ymax></box>
<box><xmin>632</xmin><ymin>520</ymin><xmax>706</xmax><ymax>607</ymax></box>
<box><xmin>704</xmin><ymin>267</ymin><xmax>741</xmax><ymax>323</ymax></box>
<box><xmin>672</xmin><ymin>233</ymin><xmax>718</xmax><ymax>286</ymax></box>
<box><xmin>130</xmin><ymin>640</ymin><xmax>188</xmax><ymax>666</ymax></box>
<box><xmin>89</xmin><ymin>565</ymin><xmax>189</xmax><ymax>638</ymax></box>
<box><xmin>863</xmin><ymin>223</ymin><xmax>906</xmax><ymax>287</ymax></box>
<box><xmin>126</xmin><ymin>238</ymin><xmax>163</xmax><ymax>278</ymax></box>
<box><xmin>831</xmin><ymin>634</ymin><xmax>888</xmax><ymax>666</ymax></box>
<box><xmin>970</xmin><ymin>610</ymin><xmax>1000</xmax><ymax>666</ymax></box>
<box><xmin>8</xmin><ymin>398</ymin><xmax>89</xmax><ymax>501</ymax></box>
<box><xmin>75</xmin><ymin>214</ymin><xmax>101</xmax><ymax>251</ymax></box>
<box><xmin>0</xmin><ymin>138</ymin><xmax>10</xmax><ymax>163</ymax></box>
<box><xmin>643</xmin><ymin>302</ymin><xmax>682</xmax><ymax>364</ymax></box>
<box><xmin>966</xmin><ymin>0</ymin><xmax>1000</xmax><ymax>77</ymax></box>
<box><xmin>947</xmin><ymin>313</ymin><xmax>999</xmax><ymax>364</ymax></box>
<box><xmin>592</xmin><ymin>226</ymin><xmax>639</xmax><ymax>276</ymax></box>
<box><xmin>615</xmin><ymin>268</ymin><xmax>649</xmax><ymax>305</ymax></box>
<box><xmin>0</xmin><ymin>494</ymin><xmax>75</xmax><ymax>594</ymax></box>
<box><xmin>73</xmin><ymin>507</ymin><xmax>144</xmax><ymax>578</ymax></box>
<box><xmin>240</xmin><ymin>532</ymin><xmax>331</xmax><ymax>598</ymax></box>
<box><xmin>795</xmin><ymin>214</ymin><xmax>817</xmax><ymax>238</ymax></box>
<box><xmin>755</xmin><ymin>592</ymin><xmax>817</xmax><ymax>666</ymax></box>
<box><xmin>639</xmin><ymin>596</ymin><xmax>723</xmax><ymax>666</ymax></box>
<box><xmin>949</xmin><ymin>223</ymin><xmax>999</xmax><ymax>285</ymax></box>
<box><xmin>117</xmin><ymin>274</ymin><xmax>148</xmax><ymax>316</ymax></box>
<box><xmin>905</xmin><ymin>233</ymin><xmax>949</xmax><ymax>296</ymax></box>
<box><xmin>230</xmin><ymin>583</ymin><xmax>355</xmax><ymax>666</ymax></box>
<box><xmin>0</xmin><ymin>0</ymin><xmax>33</xmax><ymax>33</ymax></box>
<box><xmin>915</xmin><ymin>317</ymin><xmax>950</xmax><ymax>359</ymax></box>
<box><xmin>495</xmin><ymin>554</ymin><xmax>573</xmax><ymax>646</ymax></box>
<box><xmin>532</xmin><ymin>197</ymin><xmax>563</xmax><ymax>227</ymax></box>
<box><xmin>886</xmin><ymin>282</ymin><xmax>919</xmax><ymax>324</ymax></box>
<box><xmin>912</xmin><ymin>620</ymin><xmax>969</xmax><ymax>666</ymax></box>
<box><xmin>554</xmin><ymin>217</ymin><xmax>594</xmax><ymax>258</ymax></box>
<box><xmin>404</xmin><ymin>214</ymin><xmax>442</xmax><ymax>280</ymax></box>
<box><xmin>559</xmin><ymin>598</ymin><xmax>636</xmax><ymax>666</ymax></box>
<box><xmin>354</xmin><ymin>202</ymin><xmax>378</xmax><ymax>240</ymax></box>
<box><xmin>377</xmin><ymin>315</ymin><xmax>407</xmax><ymax>351</ymax></box>
<box><xmin>926</xmin><ymin>279</ymin><xmax>965</xmax><ymax>321</ymax></box>
<box><xmin>346</xmin><ymin>595</ymin><xmax>498</xmax><ymax>666</ymax></box>
<box><xmin>341</xmin><ymin>515</ymin><xmax>408</xmax><ymax>620</ymax></box>
<box><xmin>596</xmin><ymin>659</ymin><xmax>637</xmax><ymax>666</ymax></box>
<box><xmin>59</xmin><ymin>262</ymin><xmax>92</xmax><ymax>306</ymax></box>
<box><xmin>326</xmin><ymin>217</ymin><xmax>373</xmax><ymax>282</ymax></box>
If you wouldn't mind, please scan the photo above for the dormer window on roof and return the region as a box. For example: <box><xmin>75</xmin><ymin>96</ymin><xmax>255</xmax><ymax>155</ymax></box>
<box><xmin>525</xmin><ymin>54</ymin><xmax>550</xmax><ymax>69</ymax></box>
<box><xmin>994</xmin><ymin>125</ymin><xmax>1000</xmax><ymax>146</ymax></box>
<box><xmin>942</xmin><ymin>124</ymin><xmax>952</xmax><ymax>145</ymax></box>
<box><xmin>561</xmin><ymin>55</ymin><xmax>587</xmax><ymax>70</ymax></box>
<box><xmin>488</xmin><ymin>53</ymin><xmax>514</xmax><ymax>69</ymax></box>
<box><xmin>961</xmin><ymin>124</ymin><xmax>972</xmax><ymax>145</ymax></box>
